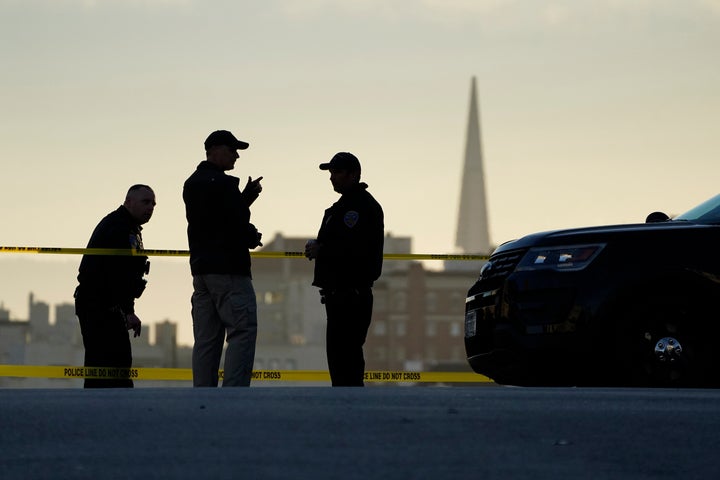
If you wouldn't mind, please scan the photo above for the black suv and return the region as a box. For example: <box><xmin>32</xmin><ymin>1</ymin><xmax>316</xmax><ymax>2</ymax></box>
<box><xmin>465</xmin><ymin>194</ymin><xmax>720</xmax><ymax>387</ymax></box>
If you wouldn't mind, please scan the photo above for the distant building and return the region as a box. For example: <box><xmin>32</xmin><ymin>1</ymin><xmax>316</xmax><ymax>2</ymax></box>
<box><xmin>0</xmin><ymin>303</ymin><xmax>27</xmax><ymax>388</ymax></box>
<box><xmin>0</xmin><ymin>293</ymin><xmax>183</xmax><ymax>387</ymax></box>
<box><xmin>367</xmin><ymin>263</ymin><xmax>473</xmax><ymax>373</ymax></box>
<box><xmin>455</xmin><ymin>75</ymin><xmax>492</xmax><ymax>256</ymax></box>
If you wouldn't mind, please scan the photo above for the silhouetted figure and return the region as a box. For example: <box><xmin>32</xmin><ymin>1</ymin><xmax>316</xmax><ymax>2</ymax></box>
<box><xmin>305</xmin><ymin>152</ymin><xmax>384</xmax><ymax>386</ymax></box>
<box><xmin>74</xmin><ymin>185</ymin><xmax>155</xmax><ymax>388</ymax></box>
<box><xmin>646</xmin><ymin>211</ymin><xmax>670</xmax><ymax>223</ymax></box>
<box><xmin>183</xmin><ymin>130</ymin><xmax>263</xmax><ymax>387</ymax></box>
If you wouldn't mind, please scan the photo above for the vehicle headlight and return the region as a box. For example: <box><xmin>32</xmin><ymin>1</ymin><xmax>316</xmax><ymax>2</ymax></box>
<box><xmin>516</xmin><ymin>244</ymin><xmax>605</xmax><ymax>272</ymax></box>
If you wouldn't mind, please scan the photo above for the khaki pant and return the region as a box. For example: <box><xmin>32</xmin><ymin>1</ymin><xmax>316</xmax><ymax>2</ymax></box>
<box><xmin>191</xmin><ymin>274</ymin><xmax>257</xmax><ymax>387</ymax></box>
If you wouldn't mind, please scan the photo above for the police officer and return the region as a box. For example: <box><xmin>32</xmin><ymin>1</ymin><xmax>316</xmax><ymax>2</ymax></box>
<box><xmin>74</xmin><ymin>184</ymin><xmax>155</xmax><ymax>388</ymax></box>
<box><xmin>305</xmin><ymin>152</ymin><xmax>384</xmax><ymax>386</ymax></box>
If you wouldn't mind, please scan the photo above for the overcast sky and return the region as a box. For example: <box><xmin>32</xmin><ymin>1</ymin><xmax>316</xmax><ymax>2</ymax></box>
<box><xmin>2</xmin><ymin>0</ymin><xmax>719</xmax><ymax>345</ymax></box>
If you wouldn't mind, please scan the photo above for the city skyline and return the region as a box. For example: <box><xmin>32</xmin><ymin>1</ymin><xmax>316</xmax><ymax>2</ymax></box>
<box><xmin>1</xmin><ymin>232</ymin><xmax>479</xmax><ymax>387</ymax></box>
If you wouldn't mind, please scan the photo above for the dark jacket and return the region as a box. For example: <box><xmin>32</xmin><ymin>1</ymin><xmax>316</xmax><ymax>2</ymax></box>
<box><xmin>313</xmin><ymin>183</ymin><xmax>384</xmax><ymax>289</ymax></box>
<box><xmin>183</xmin><ymin>161</ymin><xmax>257</xmax><ymax>276</ymax></box>
<box><xmin>75</xmin><ymin>206</ymin><xmax>149</xmax><ymax>314</ymax></box>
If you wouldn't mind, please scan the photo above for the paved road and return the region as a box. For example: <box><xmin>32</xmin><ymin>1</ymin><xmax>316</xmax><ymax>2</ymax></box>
<box><xmin>2</xmin><ymin>386</ymin><xmax>720</xmax><ymax>479</ymax></box>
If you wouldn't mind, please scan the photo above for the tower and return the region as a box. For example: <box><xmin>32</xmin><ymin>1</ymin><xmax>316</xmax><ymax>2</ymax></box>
<box><xmin>455</xmin><ymin>76</ymin><xmax>491</xmax><ymax>255</ymax></box>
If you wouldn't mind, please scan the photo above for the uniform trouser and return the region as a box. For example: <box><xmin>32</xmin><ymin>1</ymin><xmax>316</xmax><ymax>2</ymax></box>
<box><xmin>76</xmin><ymin>303</ymin><xmax>133</xmax><ymax>388</ymax></box>
<box><xmin>323</xmin><ymin>288</ymin><xmax>373</xmax><ymax>387</ymax></box>
<box><xmin>191</xmin><ymin>274</ymin><xmax>257</xmax><ymax>387</ymax></box>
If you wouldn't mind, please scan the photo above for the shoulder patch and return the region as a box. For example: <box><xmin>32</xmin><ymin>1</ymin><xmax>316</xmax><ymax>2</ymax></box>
<box><xmin>344</xmin><ymin>211</ymin><xmax>359</xmax><ymax>228</ymax></box>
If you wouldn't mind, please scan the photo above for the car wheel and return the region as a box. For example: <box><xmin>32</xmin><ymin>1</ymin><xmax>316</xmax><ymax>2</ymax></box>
<box><xmin>615</xmin><ymin>295</ymin><xmax>714</xmax><ymax>387</ymax></box>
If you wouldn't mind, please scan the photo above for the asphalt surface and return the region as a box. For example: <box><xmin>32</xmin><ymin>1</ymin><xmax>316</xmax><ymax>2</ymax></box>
<box><xmin>2</xmin><ymin>386</ymin><xmax>720</xmax><ymax>479</ymax></box>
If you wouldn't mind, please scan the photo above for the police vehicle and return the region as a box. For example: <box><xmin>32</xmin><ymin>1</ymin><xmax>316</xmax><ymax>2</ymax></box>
<box><xmin>464</xmin><ymin>194</ymin><xmax>720</xmax><ymax>387</ymax></box>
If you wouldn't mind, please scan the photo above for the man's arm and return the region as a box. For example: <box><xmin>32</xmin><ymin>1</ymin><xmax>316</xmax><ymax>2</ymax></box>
<box><xmin>240</xmin><ymin>176</ymin><xmax>263</xmax><ymax>206</ymax></box>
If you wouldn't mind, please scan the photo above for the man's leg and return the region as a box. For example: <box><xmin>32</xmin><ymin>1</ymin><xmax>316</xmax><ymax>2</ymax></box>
<box><xmin>197</xmin><ymin>274</ymin><xmax>257</xmax><ymax>387</ymax></box>
<box><xmin>325</xmin><ymin>289</ymin><xmax>373</xmax><ymax>386</ymax></box>
<box><xmin>216</xmin><ymin>275</ymin><xmax>257</xmax><ymax>387</ymax></box>
<box><xmin>77</xmin><ymin>305</ymin><xmax>133</xmax><ymax>388</ymax></box>
<box><xmin>191</xmin><ymin>275</ymin><xmax>225</xmax><ymax>387</ymax></box>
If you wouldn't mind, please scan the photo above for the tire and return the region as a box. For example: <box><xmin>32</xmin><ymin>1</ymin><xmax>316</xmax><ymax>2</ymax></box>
<box><xmin>614</xmin><ymin>294</ymin><xmax>715</xmax><ymax>387</ymax></box>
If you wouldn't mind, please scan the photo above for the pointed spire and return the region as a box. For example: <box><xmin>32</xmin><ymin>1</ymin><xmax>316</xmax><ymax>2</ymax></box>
<box><xmin>455</xmin><ymin>76</ymin><xmax>491</xmax><ymax>254</ymax></box>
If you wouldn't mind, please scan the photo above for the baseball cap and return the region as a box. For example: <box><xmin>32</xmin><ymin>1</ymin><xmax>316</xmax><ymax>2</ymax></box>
<box><xmin>204</xmin><ymin>130</ymin><xmax>249</xmax><ymax>151</ymax></box>
<box><xmin>319</xmin><ymin>152</ymin><xmax>361</xmax><ymax>171</ymax></box>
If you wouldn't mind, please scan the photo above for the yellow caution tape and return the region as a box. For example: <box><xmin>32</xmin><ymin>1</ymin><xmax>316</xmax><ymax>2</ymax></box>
<box><xmin>0</xmin><ymin>246</ymin><xmax>488</xmax><ymax>261</ymax></box>
<box><xmin>0</xmin><ymin>365</ymin><xmax>492</xmax><ymax>383</ymax></box>
<box><xmin>0</xmin><ymin>247</ymin><xmax>488</xmax><ymax>384</ymax></box>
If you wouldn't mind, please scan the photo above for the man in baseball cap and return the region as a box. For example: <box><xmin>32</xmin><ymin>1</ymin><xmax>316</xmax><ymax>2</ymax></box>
<box><xmin>183</xmin><ymin>129</ymin><xmax>263</xmax><ymax>387</ymax></box>
<box><xmin>306</xmin><ymin>151</ymin><xmax>384</xmax><ymax>386</ymax></box>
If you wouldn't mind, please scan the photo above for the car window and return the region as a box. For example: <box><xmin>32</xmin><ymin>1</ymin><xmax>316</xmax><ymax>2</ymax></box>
<box><xmin>675</xmin><ymin>194</ymin><xmax>720</xmax><ymax>224</ymax></box>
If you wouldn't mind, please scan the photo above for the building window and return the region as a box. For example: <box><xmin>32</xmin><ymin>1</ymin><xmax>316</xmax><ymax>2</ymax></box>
<box><xmin>450</xmin><ymin>322</ymin><xmax>461</xmax><ymax>337</ymax></box>
<box><xmin>393</xmin><ymin>291</ymin><xmax>407</xmax><ymax>311</ymax></box>
<box><xmin>426</xmin><ymin>321</ymin><xmax>437</xmax><ymax>337</ymax></box>
<box><xmin>426</xmin><ymin>292</ymin><xmax>437</xmax><ymax>312</ymax></box>
<box><xmin>373</xmin><ymin>321</ymin><xmax>386</xmax><ymax>336</ymax></box>
<box><xmin>374</xmin><ymin>291</ymin><xmax>388</xmax><ymax>311</ymax></box>
<box><xmin>450</xmin><ymin>291</ymin><xmax>464</xmax><ymax>312</ymax></box>
<box><xmin>263</xmin><ymin>291</ymin><xmax>285</xmax><ymax>305</ymax></box>
<box><xmin>395</xmin><ymin>321</ymin><xmax>406</xmax><ymax>337</ymax></box>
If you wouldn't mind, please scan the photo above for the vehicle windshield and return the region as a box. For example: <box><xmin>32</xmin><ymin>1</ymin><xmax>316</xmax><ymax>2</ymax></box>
<box><xmin>674</xmin><ymin>194</ymin><xmax>720</xmax><ymax>224</ymax></box>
